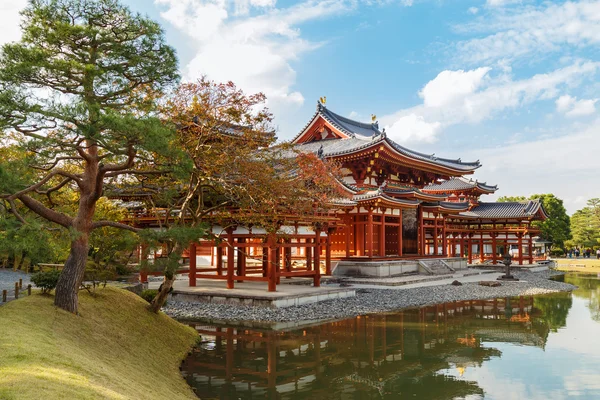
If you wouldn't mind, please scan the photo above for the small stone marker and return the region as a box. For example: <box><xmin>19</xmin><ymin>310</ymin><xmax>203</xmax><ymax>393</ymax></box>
<box><xmin>451</xmin><ymin>280</ymin><xmax>462</xmax><ymax>286</ymax></box>
<box><xmin>479</xmin><ymin>281</ymin><xmax>501</xmax><ymax>287</ymax></box>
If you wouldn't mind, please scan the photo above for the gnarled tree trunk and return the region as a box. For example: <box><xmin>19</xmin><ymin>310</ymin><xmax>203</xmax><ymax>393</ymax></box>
<box><xmin>54</xmin><ymin>234</ymin><xmax>89</xmax><ymax>313</ymax></box>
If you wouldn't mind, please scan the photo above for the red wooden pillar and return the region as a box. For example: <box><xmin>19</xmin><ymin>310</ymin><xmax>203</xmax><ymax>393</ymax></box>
<box><xmin>528</xmin><ymin>235</ymin><xmax>533</xmax><ymax>264</ymax></box>
<box><xmin>226</xmin><ymin>229</ymin><xmax>234</xmax><ymax>289</ymax></box>
<box><xmin>468</xmin><ymin>236</ymin><xmax>473</xmax><ymax>264</ymax></box>
<box><xmin>189</xmin><ymin>242</ymin><xmax>197</xmax><ymax>287</ymax></box>
<box><xmin>479</xmin><ymin>236</ymin><xmax>484</xmax><ymax>263</ymax></box>
<box><xmin>325</xmin><ymin>229</ymin><xmax>332</xmax><ymax>275</ymax></box>
<box><xmin>268</xmin><ymin>235</ymin><xmax>277</xmax><ymax>292</ymax></box>
<box><xmin>345</xmin><ymin>212</ymin><xmax>351</xmax><ymax>257</ymax></box>
<box><xmin>216</xmin><ymin>246</ymin><xmax>223</xmax><ymax>275</ymax></box>
<box><xmin>442</xmin><ymin>218</ymin><xmax>447</xmax><ymax>256</ymax></box>
<box><xmin>398</xmin><ymin>208</ymin><xmax>403</xmax><ymax>257</ymax></box>
<box><xmin>518</xmin><ymin>233</ymin><xmax>524</xmax><ymax>265</ymax></box>
<box><xmin>284</xmin><ymin>239</ymin><xmax>292</xmax><ymax>275</ymax></box>
<box><xmin>262</xmin><ymin>245</ymin><xmax>268</xmax><ymax>277</ymax></box>
<box><xmin>433</xmin><ymin>214</ymin><xmax>438</xmax><ymax>256</ymax></box>
<box><xmin>492</xmin><ymin>234</ymin><xmax>497</xmax><ymax>265</ymax></box>
<box><xmin>460</xmin><ymin>235</ymin><xmax>465</xmax><ymax>259</ymax></box>
<box><xmin>367</xmin><ymin>208</ymin><xmax>374</xmax><ymax>257</ymax></box>
<box><xmin>306</xmin><ymin>238</ymin><xmax>312</xmax><ymax>271</ymax></box>
<box><xmin>379</xmin><ymin>210</ymin><xmax>386</xmax><ymax>257</ymax></box>
<box><xmin>418</xmin><ymin>207</ymin><xmax>424</xmax><ymax>256</ymax></box>
<box><xmin>314</xmin><ymin>228</ymin><xmax>321</xmax><ymax>287</ymax></box>
<box><xmin>237</xmin><ymin>238</ymin><xmax>246</xmax><ymax>281</ymax></box>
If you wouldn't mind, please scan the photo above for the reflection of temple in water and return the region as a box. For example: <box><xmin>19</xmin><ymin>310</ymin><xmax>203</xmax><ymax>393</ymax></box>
<box><xmin>181</xmin><ymin>296</ymin><xmax>550</xmax><ymax>399</ymax></box>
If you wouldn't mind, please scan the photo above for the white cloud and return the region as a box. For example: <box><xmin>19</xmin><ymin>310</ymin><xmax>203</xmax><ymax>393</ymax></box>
<box><xmin>155</xmin><ymin>0</ymin><xmax>359</xmax><ymax>127</ymax></box>
<box><xmin>381</xmin><ymin>61</ymin><xmax>600</xmax><ymax>144</ymax></box>
<box><xmin>454</xmin><ymin>1</ymin><xmax>600</xmax><ymax>65</ymax></box>
<box><xmin>486</xmin><ymin>0</ymin><xmax>521</xmax><ymax>6</ymax></box>
<box><xmin>468</xmin><ymin>7</ymin><xmax>479</xmax><ymax>14</ymax></box>
<box><xmin>386</xmin><ymin>114</ymin><xmax>442</xmax><ymax>144</ymax></box>
<box><xmin>464</xmin><ymin>118</ymin><xmax>600</xmax><ymax>214</ymax></box>
<box><xmin>0</xmin><ymin>1</ymin><xmax>27</xmax><ymax>47</ymax></box>
<box><xmin>419</xmin><ymin>67</ymin><xmax>491</xmax><ymax>107</ymax></box>
<box><xmin>556</xmin><ymin>95</ymin><xmax>597</xmax><ymax>117</ymax></box>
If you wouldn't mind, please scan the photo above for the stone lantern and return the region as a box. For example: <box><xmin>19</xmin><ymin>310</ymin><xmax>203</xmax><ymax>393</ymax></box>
<box><xmin>497</xmin><ymin>251</ymin><xmax>519</xmax><ymax>281</ymax></box>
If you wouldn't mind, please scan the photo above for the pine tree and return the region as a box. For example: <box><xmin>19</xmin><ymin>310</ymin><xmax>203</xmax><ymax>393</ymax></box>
<box><xmin>0</xmin><ymin>0</ymin><xmax>178</xmax><ymax>313</ymax></box>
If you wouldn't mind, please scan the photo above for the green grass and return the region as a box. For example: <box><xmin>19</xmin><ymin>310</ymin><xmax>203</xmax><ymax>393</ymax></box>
<box><xmin>555</xmin><ymin>258</ymin><xmax>600</xmax><ymax>274</ymax></box>
<box><xmin>0</xmin><ymin>286</ymin><xmax>198</xmax><ymax>399</ymax></box>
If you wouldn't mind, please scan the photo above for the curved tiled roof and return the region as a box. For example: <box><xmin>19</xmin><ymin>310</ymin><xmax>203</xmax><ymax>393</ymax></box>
<box><xmin>353</xmin><ymin>190</ymin><xmax>421</xmax><ymax>206</ymax></box>
<box><xmin>424</xmin><ymin>177</ymin><xmax>497</xmax><ymax>193</ymax></box>
<box><xmin>422</xmin><ymin>201</ymin><xmax>471</xmax><ymax>211</ymax></box>
<box><xmin>459</xmin><ymin>200</ymin><xmax>547</xmax><ymax>220</ymax></box>
<box><xmin>291</xmin><ymin>103</ymin><xmax>481</xmax><ymax>173</ymax></box>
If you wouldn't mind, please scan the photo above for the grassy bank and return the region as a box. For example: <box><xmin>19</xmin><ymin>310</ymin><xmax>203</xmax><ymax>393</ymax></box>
<box><xmin>0</xmin><ymin>287</ymin><xmax>198</xmax><ymax>399</ymax></box>
<box><xmin>555</xmin><ymin>258</ymin><xmax>600</xmax><ymax>274</ymax></box>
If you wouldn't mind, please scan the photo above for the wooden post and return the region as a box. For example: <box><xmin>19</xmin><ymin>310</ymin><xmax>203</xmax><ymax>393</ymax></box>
<box><xmin>433</xmin><ymin>214</ymin><xmax>438</xmax><ymax>256</ymax></box>
<box><xmin>528</xmin><ymin>235</ymin><xmax>533</xmax><ymax>264</ymax></box>
<box><xmin>325</xmin><ymin>230</ymin><xmax>332</xmax><ymax>275</ymax></box>
<box><xmin>442</xmin><ymin>218</ymin><xmax>447</xmax><ymax>257</ymax></box>
<box><xmin>479</xmin><ymin>236</ymin><xmax>484</xmax><ymax>263</ymax></box>
<box><xmin>27</xmin><ymin>284</ymin><xmax>32</xmax><ymax>296</ymax></box>
<box><xmin>268</xmin><ymin>235</ymin><xmax>277</xmax><ymax>292</ymax></box>
<box><xmin>379</xmin><ymin>210</ymin><xmax>386</xmax><ymax>257</ymax></box>
<box><xmin>468</xmin><ymin>236</ymin><xmax>473</xmax><ymax>264</ymax></box>
<box><xmin>518</xmin><ymin>233</ymin><xmax>523</xmax><ymax>265</ymax></box>
<box><xmin>306</xmin><ymin>238</ymin><xmax>312</xmax><ymax>271</ymax></box>
<box><xmin>226</xmin><ymin>229</ymin><xmax>234</xmax><ymax>289</ymax></box>
<box><xmin>216</xmin><ymin>246</ymin><xmax>223</xmax><ymax>276</ymax></box>
<box><xmin>189</xmin><ymin>243</ymin><xmax>197</xmax><ymax>287</ymax></box>
<box><xmin>419</xmin><ymin>207</ymin><xmax>424</xmax><ymax>256</ymax></box>
<box><xmin>19</xmin><ymin>279</ymin><xmax>22</xmax><ymax>289</ymax></box>
<box><xmin>492</xmin><ymin>234</ymin><xmax>497</xmax><ymax>265</ymax></box>
<box><xmin>345</xmin><ymin>212</ymin><xmax>351</xmax><ymax>257</ymax></box>
<box><xmin>314</xmin><ymin>228</ymin><xmax>321</xmax><ymax>287</ymax></box>
<box><xmin>237</xmin><ymin>238</ymin><xmax>246</xmax><ymax>279</ymax></box>
<box><xmin>262</xmin><ymin>245</ymin><xmax>268</xmax><ymax>277</ymax></box>
<box><xmin>398</xmin><ymin>209</ymin><xmax>403</xmax><ymax>257</ymax></box>
<box><xmin>14</xmin><ymin>282</ymin><xmax>19</xmax><ymax>299</ymax></box>
<box><xmin>367</xmin><ymin>208</ymin><xmax>374</xmax><ymax>257</ymax></box>
<box><xmin>2</xmin><ymin>290</ymin><xmax>6</xmax><ymax>302</ymax></box>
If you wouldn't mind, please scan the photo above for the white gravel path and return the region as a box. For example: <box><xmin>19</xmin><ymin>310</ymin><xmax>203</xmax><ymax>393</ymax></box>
<box><xmin>162</xmin><ymin>270</ymin><xmax>575</xmax><ymax>324</ymax></box>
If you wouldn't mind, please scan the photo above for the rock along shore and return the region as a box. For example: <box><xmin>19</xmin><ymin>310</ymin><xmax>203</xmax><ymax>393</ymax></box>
<box><xmin>162</xmin><ymin>270</ymin><xmax>576</xmax><ymax>325</ymax></box>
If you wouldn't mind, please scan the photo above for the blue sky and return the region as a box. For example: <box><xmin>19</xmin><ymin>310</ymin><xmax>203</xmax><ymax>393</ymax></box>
<box><xmin>1</xmin><ymin>0</ymin><xmax>599</xmax><ymax>213</ymax></box>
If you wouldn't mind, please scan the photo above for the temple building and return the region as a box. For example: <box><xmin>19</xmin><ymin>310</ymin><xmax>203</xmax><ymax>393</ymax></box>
<box><xmin>293</xmin><ymin>102</ymin><xmax>547</xmax><ymax>270</ymax></box>
<box><xmin>120</xmin><ymin>100</ymin><xmax>548</xmax><ymax>291</ymax></box>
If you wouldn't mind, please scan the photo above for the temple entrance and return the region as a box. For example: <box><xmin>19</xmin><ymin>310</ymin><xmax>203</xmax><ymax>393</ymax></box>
<box><xmin>402</xmin><ymin>209</ymin><xmax>418</xmax><ymax>254</ymax></box>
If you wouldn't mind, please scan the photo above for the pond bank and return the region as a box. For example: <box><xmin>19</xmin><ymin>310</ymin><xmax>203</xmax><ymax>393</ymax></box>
<box><xmin>0</xmin><ymin>286</ymin><xmax>198</xmax><ymax>400</ymax></box>
<box><xmin>163</xmin><ymin>270</ymin><xmax>576</xmax><ymax>327</ymax></box>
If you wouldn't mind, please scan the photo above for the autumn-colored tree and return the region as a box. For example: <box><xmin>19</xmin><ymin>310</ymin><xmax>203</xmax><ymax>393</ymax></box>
<box><xmin>0</xmin><ymin>0</ymin><xmax>178</xmax><ymax>313</ymax></box>
<box><xmin>139</xmin><ymin>78</ymin><xmax>347</xmax><ymax>312</ymax></box>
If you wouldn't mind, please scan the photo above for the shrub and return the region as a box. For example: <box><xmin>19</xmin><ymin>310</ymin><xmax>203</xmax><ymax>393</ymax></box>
<box><xmin>30</xmin><ymin>270</ymin><xmax>61</xmax><ymax>294</ymax></box>
<box><xmin>550</xmin><ymin>248</ymin><xmax>565</xmax><ymax>257</ymax></box>
<box><xmin>140</xmin><ymin>289</ymin><xmax>158</xmax><ymax>304</ymax></box>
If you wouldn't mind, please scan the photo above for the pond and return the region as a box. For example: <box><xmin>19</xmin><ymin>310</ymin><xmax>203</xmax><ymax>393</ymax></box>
<box><xmin>181</xmin><ymin>273</ymin><xmax>600</xmax><ymax>399</ymax></box>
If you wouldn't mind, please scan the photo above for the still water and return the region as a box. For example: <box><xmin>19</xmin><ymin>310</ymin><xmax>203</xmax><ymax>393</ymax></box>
<box><xmin>181</xmin><ymin>274</ymin><xmax>600</xmax><ymax>399</ymax></box>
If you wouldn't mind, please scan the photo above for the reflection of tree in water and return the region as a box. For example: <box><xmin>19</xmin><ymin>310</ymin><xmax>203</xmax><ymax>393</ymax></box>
<box><xmin>565</xmin><ymin>274</ymin><xmax>600</xmax><ymax>321</ymax></box>
<box><xmin>534</xmin><ymin>292</ymin><xmax>573</xmax><ymax>331</ymax></box>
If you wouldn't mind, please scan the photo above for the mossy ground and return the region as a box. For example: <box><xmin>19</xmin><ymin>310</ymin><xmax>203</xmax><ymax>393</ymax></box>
<box><xmin>0</xmin><ymin>286</ymin><xmax>198</xmax><ymax>399</ymax></box>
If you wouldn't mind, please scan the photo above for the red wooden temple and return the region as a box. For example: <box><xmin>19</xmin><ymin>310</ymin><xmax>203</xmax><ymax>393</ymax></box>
<box><xmin>120</xmin><ymin>100</ymin><xmax>548</xmax><ymax>291</ymax></box>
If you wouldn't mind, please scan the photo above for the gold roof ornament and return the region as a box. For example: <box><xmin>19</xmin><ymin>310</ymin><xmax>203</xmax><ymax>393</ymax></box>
<box><xmin>319</xmin><ymin>96</ymin><xmax>327</xmax><ymax>105</ymax></box>
<box><xmin>371</xmin><ymin>114</ymin><xmax>377</xmax><ymax>122</ymax></box>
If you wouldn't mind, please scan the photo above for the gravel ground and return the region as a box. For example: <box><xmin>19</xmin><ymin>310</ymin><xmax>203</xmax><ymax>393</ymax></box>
<box><xmin>0</xmin><ymin>270</ymin><xmax>32</xmax><ymax>301</ymax></box>
<box><xmin>162</xmin><ymin>270</ymin><xmax>576</xmax><ymax>324</ymax></box>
